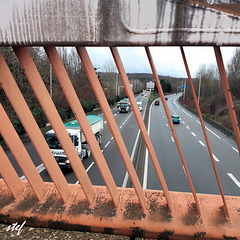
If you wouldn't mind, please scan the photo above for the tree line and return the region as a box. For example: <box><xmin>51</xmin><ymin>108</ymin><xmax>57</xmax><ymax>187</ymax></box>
<box><xmin>182</xmin><ymin>48</ymin><xmax>240</xmax><ymax>131</ymax></box>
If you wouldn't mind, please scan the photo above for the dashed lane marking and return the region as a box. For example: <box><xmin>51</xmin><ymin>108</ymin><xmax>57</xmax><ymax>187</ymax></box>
<box><xmin>213</xmin><ymin>154</ymin><xmax>220</xmax><ymax>162</ymax></box>
<box><xmin>232</xmin><ymin>147</ymin><xmax>239</xmax><ymax>153</ymax></box>
<box><xmin>191</xmin><ymin>132</ymin><xmax>196</xmax><ymax>137</ymax></box>
<box><xmin>186</xmin><ymin>126</ymin><xmax>190</xmax><ymax>130</ymax></box>
<box><xmin>199</xmin><ymin>141</ymin><xmax>205</xmax><ymax>147</ymax></box>
<box><xmin>104</xmin><ymin>141</ymin><xmax>110</xmax><ymax>148</ymax></box>
<box><xmin>227</xmin><ymin>173</ymin><xmax>240</xmax><ymax>188</ymax></box>
<box><xmin>171</xmin><ymin>137</ymin><xmax>174</xmax><ymax>142</ymax></box>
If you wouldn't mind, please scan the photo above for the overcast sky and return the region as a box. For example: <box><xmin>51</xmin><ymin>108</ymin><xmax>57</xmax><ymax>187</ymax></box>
<box><xmin>86</xmin><ymin>46</ymin><xmax>237</xmax><ymax>78</ymax></box>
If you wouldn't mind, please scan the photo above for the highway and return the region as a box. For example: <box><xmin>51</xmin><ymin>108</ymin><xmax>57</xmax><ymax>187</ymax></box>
<box><xmin>3</xmin><ymin>92</ymin><xmax>240</xmax><ymax>197</ymax></box>
<box><xmin>3</xmin><ymin>93</ymin><xmax>149</xmax><ymax>188</ymax></box>
<box><xmin>144</xmin><ymin>93</ymin><xmax>240</xmax><ymax>196</ymax></box>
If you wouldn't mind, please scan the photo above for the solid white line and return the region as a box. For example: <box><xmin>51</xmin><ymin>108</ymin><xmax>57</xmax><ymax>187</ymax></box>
<box><xmin>122</xmin><ymin>97</ymin><xmax>148</xmax><ymax>188</ymax></box>
<box><xmin>213</xmin><ymin>154</ymin><xmax>220</xmax><ymax>162</ymax></box>
<box><xmin>227</xmin><ymin>173</ymin><xmax>240</xmax><ymax>188</ymax></box>
<box><xmin>199</xmin><ymin>141</ymin><xmax>205</xmax><ymax>147</ymax></box>
<box><xmin>182</xmin><ymin>109</ymin><xmax>193</xmax><ymax>118</ymax></box>
<box><xmin>143</xmin><ymin>101</ymin><xmax>154</xmax><ymax>190</ymax></box>
<box><xmin>104</xmin><ymin>141</ymin><xmax>110</xmax><ymax>148</ymax></box>
<box><xmin>191</xmin><ymin>132</ymin><xmax>196</xmax><ymax>137</ymax></box>
<box><xmin>20</xmin><ymin>163</ymin><xmax>45</xmax><ymax>180</ymax></box>
<box><xmin>232</xmin><ymin>147</ymin><xmax>239</xmax><ymax>153</ymax></box>
<box><xmin>76</xmin><ymin>162</ymin><xmax>95</xmax><ymax>184</ymax></box>
<box><xmin>171</xmin><ymin>137</ymin><xmax>174</xmax><ymax>142</ymax></box>
<box><xmin>186</xmin><ymin>126</ymin><xmax>190</xmax><ymax>130</ymax></box>
<box><xmin>206</xmin><ymin>127</ymin><xmax>221</xmax><ymax>139</ymax></box>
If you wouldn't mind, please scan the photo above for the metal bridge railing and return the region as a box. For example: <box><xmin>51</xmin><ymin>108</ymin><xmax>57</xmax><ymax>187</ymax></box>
<box><xmin>1</xmin><ymin>0</ymin><xmax>240</xmax><ymax>239</ymax></box>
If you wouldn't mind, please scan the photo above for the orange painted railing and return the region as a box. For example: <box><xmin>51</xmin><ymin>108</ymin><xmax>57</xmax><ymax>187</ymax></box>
<box><xmin>1</xmin><ymin>0</ymin><xmax>240</xmax><ymax>238</ymax></box>
<box><xmin>0</xmin><ymin>45</ymin><xmax>240</xmax><ymax>239</ymax></box>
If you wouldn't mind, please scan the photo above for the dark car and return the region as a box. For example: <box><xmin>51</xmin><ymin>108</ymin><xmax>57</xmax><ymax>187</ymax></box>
<box><xmin>155</xmin><ymin>100</ymin><xmax>160</xmax><ymax>105</ymax></box>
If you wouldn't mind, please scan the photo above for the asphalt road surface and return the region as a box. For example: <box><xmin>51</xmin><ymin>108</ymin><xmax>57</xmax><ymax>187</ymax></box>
<box><xmin>3</xmin><ymin>92</ymin><xmax>149</xmax><ymax>188</ymax></box>
<box><xmin>144</xmin><ymin>93</ymin><xmax>240</xmax><ymax>196</ymax></box>
<box><xmin>2</xmin><ymin>92</ymin><xmax>240</xmax><ymax>197</ymax></box>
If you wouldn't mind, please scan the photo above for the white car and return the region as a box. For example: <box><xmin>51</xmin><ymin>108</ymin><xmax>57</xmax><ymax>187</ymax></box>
<box><xmin>137</xmin><ymin>101</ymin><xmax>143</xmax><ymax>111</ymax></box>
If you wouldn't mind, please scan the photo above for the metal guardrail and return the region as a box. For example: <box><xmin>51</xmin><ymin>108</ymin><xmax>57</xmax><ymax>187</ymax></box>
<box><xmin>1</xmin><ymin>0</ymin><xmax>240</xmax><ymax>239</ymax></box>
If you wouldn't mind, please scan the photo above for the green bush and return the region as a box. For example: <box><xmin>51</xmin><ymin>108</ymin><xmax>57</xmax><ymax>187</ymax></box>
<box><xmin>81</xmin><ymin>100</ymin><xmax>97</xmax><ymax>113</ymax></box>
<box><xmin>58</xmin><ymin>108</ymin><xmax>69</xmax><ymax>122</ymax></box>
<box><xmin>32</xmin><ymin>109</ymin><xmax>48</xmax><ymax>128</ymax></box>
<box><xmin>11</xmin><ymin>118</ymin><xmax>25</xmax><ymax>135</ymax></box>
<box><xmin>107</xmin><ymin>98</ymin><xmax>115</xmax><ymax>106</ymax></box>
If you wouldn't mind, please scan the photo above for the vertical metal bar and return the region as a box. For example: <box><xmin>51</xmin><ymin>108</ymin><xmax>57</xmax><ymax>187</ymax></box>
<box><xmin>0</xmin><ymin>103</ymin><xmax>45</xmax><ymax>201</ymax></box>
<box><xmin>110</xmin><ymin>47</ymin><xmax>173</xmax><ymax>213</ymax></box>
<box><xmin>0</xmin><ymin>144</ymin><xmax>25</xmax><ymax>199</ymax></box>
<box><xmin>180</xmin><ymin>46</ymin><xmax>230</xmax><ymax>219</ymax></box>
<box><xmin>145</xmin><ymin>47</ymin><xmax>202</xmax><ymax>217</ymax></box>
<box><xmin>214</xmin><ymin>46</ymin><xmax>240</xmax><ymax>154</ymax></box>
<box><xmin>0</xmin><ymin>51</ymin><xmax>71</xmax><ymax>204</ymax></box>
<box><xmin>44</xmin><ymin>46</ymin><xmax>119</xmax><ymax>207</ymax></box>
<box><xmin>76</xmin><ymin>46</ymin><xmax>146</xmax><ymax>211</ymax></box>
<box><xmin>13</xmin><ymin>46</ymin><xmax>95</xmax><ymax>205</ymax></box>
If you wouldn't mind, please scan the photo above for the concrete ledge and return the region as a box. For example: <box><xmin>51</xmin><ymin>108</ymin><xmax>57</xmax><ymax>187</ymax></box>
<box><xmin>0</xmin><ymin>180</ymin><xmax>240</xmax><ymax>239</ymax></box>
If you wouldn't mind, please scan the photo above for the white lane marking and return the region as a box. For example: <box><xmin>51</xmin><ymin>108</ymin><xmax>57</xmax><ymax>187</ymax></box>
<box><xmin>104</xmin><ymin>121</ymin><xmax>107</xmax><ymax>124</ymax></box>
<box><xmin>182</xmin><ymin>165</ymin><xmax>186</xmax><ymax>175</ymax></box>
<box><xmin>182</xmin><ymin>121</ymin><xmax>185</xmax><ymax>124</ymax></box>
<box><xmin>232</xmin><ymin>147</ymin><xmax>239</xmax><ymax>153</ymax></box>
<box><xmin>101</xmin><ymin>149</ymin><xmax>104</xmax><ymax>152</ymax></box>
<box><xmin>122</xmin><ymin>96</ymin><xmax>148</xmax><ymax>188</ymax></box>
<box><xmin>166</xmin><ymin>123</ymin><xmax>168</xmax><ymax>127</ymax></box>
<box><xmin>227</xmin><ymin>173</ymin><xmax>240</xmax><ymax>188</ymax></box>
<box><xmin>186</xmin><ymin>126</ymin><xmax>190</xmax><ymax>130</ymax></box>
<box><xmin>206</xmin><ymin>127</ymin><xmax>221</xmax><ymax>139</ymax></box>
<box><xmin>163</xmin><ymin>116</ymin><xmax>165</xmax><ymax>118</ymax></box>
<box><xmin>171</xmin><ymin>137</ymin><xmax>174</xmax><ymax>142</ymax></box>
<box><xmin>111</xmin><ymin>136</ymin><xmax>113</xmax><ymax>140</ymax></box>
<box><xmin>76</xmin><ymin>162</ymin><xmax>95</xmax><ymax>184</ymax></box>
<box><xmin>143</xmin><ymin>101</ymin><xmax>154</xmax><ymax>190</ymax></box>
<box><xmin>20</xmin><ymin>163</ymin><xmax>45</xmax><ymax>180</ymax></box>
<box><xmin>104</xmin><ymin>141</ymin><xmax>110</xmax><ymax>148</ymax></box>
<box><xmin>213</xmin><ymin>154</ymin><xmax>220</xmax><ymax>162</ymax></box>
<box><xmin>119</xmin><ymin>125</ymin><xmax>122</xmax><ymax>129</ymax></box>
<box><xmin>182</xmin><ymin>109</ymin><xmax>193</xmax><ymax>118</ymax></box>
<box><xmin>199</xmin><ymin>141</ymin><xmax>205</xmax><ymax>147</ymax></box>
<box><xmin>191</xmin><ymin>132</ymin><xmax>196</xmax><ymax>137</ymax></box>
<box><xmin>114</xmin><ymin>113</ymin><xmax>117</xmax><ymax>116</ymax></box>
<box><xmin>196</xmin><ymin>120</ymin><xmax>201</xmax><ymax>124</ymax></box>
<box><xmin>99</xmin><ymin>114</ymin><xmax>103</xmax><ymax>116</ymax></box>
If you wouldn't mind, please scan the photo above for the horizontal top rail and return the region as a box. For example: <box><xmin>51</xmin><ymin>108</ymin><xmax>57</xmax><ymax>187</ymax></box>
<box><xmin>1</xmin><ymin>0</ymin><xmax>240</xmax><ymax>46</ymax></box>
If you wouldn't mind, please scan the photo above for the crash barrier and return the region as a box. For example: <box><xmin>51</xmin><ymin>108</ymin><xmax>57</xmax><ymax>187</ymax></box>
<box><xmin>1</xmin><ymin>0</ymin><xmax>240</xmax><ymax>239</ymax></box>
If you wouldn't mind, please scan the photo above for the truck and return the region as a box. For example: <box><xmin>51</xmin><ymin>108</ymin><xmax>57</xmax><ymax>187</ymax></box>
<box><xmin>118</xmin><ymin>98</ymin><xmax>131</xmax><ymax>113</ymax></box>
<box><xmin>44</xmin><ymin>115</ymin><xmax>103</xmax><ymax>170</ymax></box>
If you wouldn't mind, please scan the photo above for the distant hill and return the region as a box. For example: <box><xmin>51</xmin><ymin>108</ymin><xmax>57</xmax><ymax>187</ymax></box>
<box><xmin>127</xmin><ymin>73</ymin><xmax>186</xmax><ymax>92</ymax></box>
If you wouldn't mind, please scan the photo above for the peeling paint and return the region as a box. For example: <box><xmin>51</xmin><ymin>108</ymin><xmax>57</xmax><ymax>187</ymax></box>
<box><xmin>0</xmin><ymin>0</ymin><xmax>240</xmax><ymax>46</ymax></box>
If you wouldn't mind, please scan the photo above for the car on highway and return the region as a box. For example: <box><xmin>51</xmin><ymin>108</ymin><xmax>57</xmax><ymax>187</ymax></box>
<box><xmin>171</xmin><ymin>114</ymin><xmax>180</xmax><ymax>124</ymax></box>
<box><xmin>137</xmin><ymin>101</ymin><xmax>143</xmax><ymax>111</ymax></box>
<box><xmin>155</xmin><ymin>100</ymin><xmax>160</xmax><ymax>105</ymax></box>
